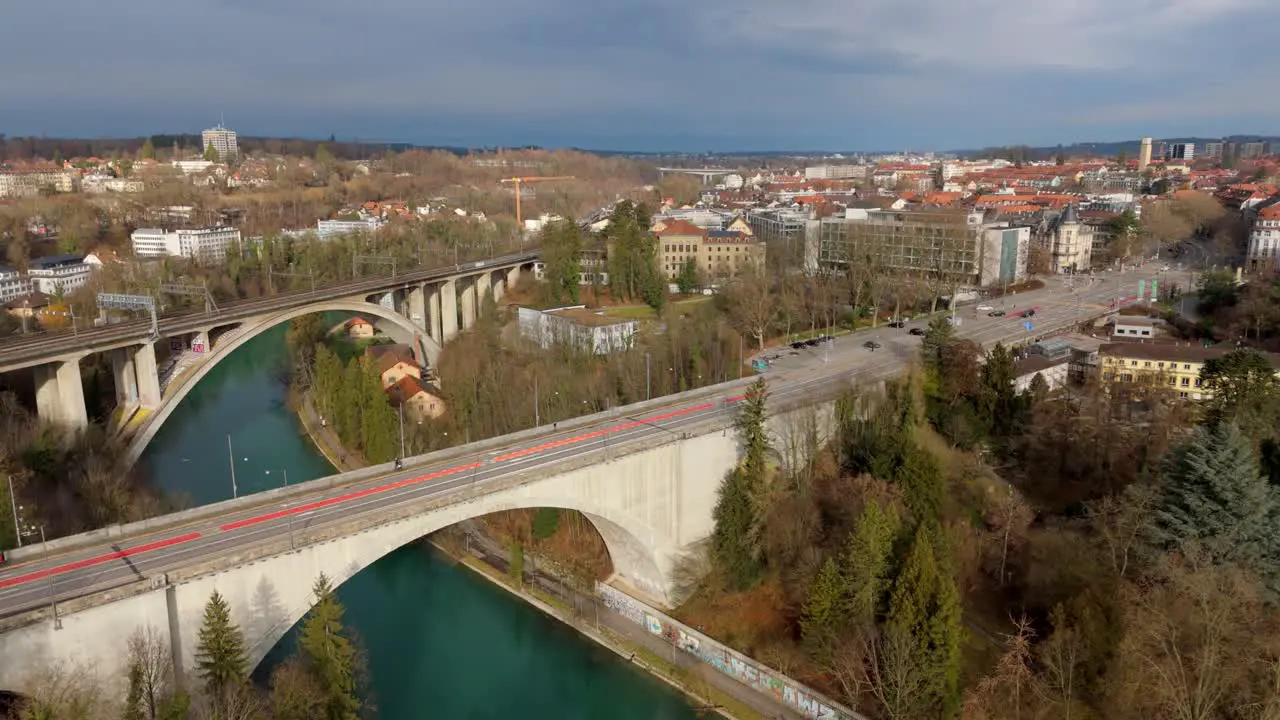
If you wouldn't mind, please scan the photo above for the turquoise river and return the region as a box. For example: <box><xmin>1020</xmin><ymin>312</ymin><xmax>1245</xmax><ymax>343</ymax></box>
<box><xmin>137</xmin><ymin>323</ymin><xmax>701</xmax><ymax>719</ymax></box>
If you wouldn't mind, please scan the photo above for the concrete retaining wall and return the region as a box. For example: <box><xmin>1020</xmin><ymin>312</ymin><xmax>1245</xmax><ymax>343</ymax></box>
<box><xmin>598</xmin><ymin>584</ymin><xmax>864</xmax><ymax>720</ymax></box>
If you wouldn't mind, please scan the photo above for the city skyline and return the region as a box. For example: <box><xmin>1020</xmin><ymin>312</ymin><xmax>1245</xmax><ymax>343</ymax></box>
<box><xmin>2</xmin><ymin>0</ymin><xmax>1278</xmax><ymax>152</ymax></box>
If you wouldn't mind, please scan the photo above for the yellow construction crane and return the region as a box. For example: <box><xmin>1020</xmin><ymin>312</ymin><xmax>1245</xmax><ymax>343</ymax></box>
<box><xmin>499</xmin><ymin>176</ymin><xmax>575</xmax><ymax>229</ymax></box>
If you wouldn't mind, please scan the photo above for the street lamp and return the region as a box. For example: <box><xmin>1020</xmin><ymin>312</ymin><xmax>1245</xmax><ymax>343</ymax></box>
<box><xmin>19</xmin><ymin>523</ymin><xmax>58</xmax><ymax>629</ymax></box>
<box><xmin>226</xmin><ymin>435</ymin><xmax>238</xmax><ymax>499</ymax></box>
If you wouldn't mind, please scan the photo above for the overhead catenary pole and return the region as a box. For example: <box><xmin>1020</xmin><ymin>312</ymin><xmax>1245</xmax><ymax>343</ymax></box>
<box><xmin>645</xmin><ymin>352</ymin><xmax>651</xmax><ymax>401</ymax></box>
<box><xmin>7</xmin><ymin>476</ymin><xmax>21</xmax><ymax>549</ymax></box>
<box><xmin>226</xmin><ymin>434</ymin><xmax>238</xmax><ymax>499</ymax></box>
<box><xmin>534</xmin><ymin>374</ymin><xmax>540</xmax><ymax>427</ymax></box>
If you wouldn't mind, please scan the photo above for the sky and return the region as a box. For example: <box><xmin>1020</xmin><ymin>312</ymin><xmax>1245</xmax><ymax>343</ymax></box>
<box><xmin>2</xmin><ymin>0</ymin><xmax>1278</xmax><ymax>152</ymax></box>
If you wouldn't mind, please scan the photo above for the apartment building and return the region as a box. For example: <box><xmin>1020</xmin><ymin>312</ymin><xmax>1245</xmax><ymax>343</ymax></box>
<box><xmin>0</xmin><ymin>266</ymin><xmax>28</xmax><ymax>303</ymax></box>
<box><xmin>1035</xmin><ymin>205</ymin><xmax>1094</xmax><ymax>273</ymax></box>
<box><xmin>653</xmin><ymin>219</ymin><xmax>765</xmax><ymax>281</ymax></box>
<box><xmin>317</xmin><ymin>218</ymin><xmax>384</xmax><ymax>239</ymax></box>
<box><xmin>803</xmin><ymin>164</ymin><xmax>867</xmax><ymax>180</ymax></box>
<box><xmin>1097</xmin><ymin>343</ymin><xmax>1279</xmax><ymax>401</ymax></box>
<box><xmin>1247</xmin><ymin>204</ymin><xmax>1280</xmax><ymax>271</ymax></box>
<box><xmin>0</xmin><ymin>166</ymin><xmax>76</xmax><ymax>198</ymax></box>
<box><xmin>201</xmin><ymin>125</ymin><xmax>238</xmax><ymax>160</ymax></box>
<box><xmin>1166</xmin><ymin>143</ymin><xmax>1195</xmax><ymax>161</ymax></box>
<box><xmin>815</xmin><ymin>209</ymin><xmax>1028</xmax><ymax>287</ymax></box>
<box><xmin>131</xmin><ymin>227</ymin><xmax>242</xmax><ymax>262</ymax></box>
<box><xmin>28</xmin><ymin>255</ymin><xmax>92</xmax><ymax>295</ymax></box>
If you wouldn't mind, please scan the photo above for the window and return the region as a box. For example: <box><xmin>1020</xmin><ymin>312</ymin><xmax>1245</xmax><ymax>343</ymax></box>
<box><xmin>1181</xmin><ymin>377</ymin><xmax>1190</xmax><ymax>386</ymax></box>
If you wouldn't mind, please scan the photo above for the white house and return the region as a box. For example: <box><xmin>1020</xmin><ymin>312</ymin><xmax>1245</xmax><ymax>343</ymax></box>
<box><xmin>517</xmin><ymin>305</ymin><xmax>637</xmax><ymax>355</ymax></box>
<box><xmin>0</xmin><ymin>265</ymin><xmax>28</xmax><ymax>303</ymax></box>
<box><xmin>27</xmin><ymin>255</ymin><xmax>92</xmax><ymax>296</ymax></box>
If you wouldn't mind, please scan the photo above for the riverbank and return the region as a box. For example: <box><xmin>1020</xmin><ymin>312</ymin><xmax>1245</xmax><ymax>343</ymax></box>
<box><xmin>294</xmin><ymin>389</ymin><xmax>366</xmax><ymax>472</ymax></box>
<box><xmin>432</xmin><ymin>523</ymin><xmax>804</xmax><ymax>720</ymax></box>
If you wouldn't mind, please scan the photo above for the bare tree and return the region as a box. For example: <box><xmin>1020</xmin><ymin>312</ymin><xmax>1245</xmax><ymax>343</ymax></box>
<box><xmin>1085</xmin><ymin>482</ymin><xmax>1158</xmax><ymax>579</ymax></box>
<box><xmin>127</xmin><ymin>625</ymin><xmax>174</xmax><ymax>720</ymax></box>
<box><xmin>14</xmin><ymin>659</ymin><xmax>108</xmax><ymax>720</ymax></box>
<box><xmin>962</xmin><ymin>616</ymin><xmax>1038</xmax><ymax>720</ymax></box>
<box><xmin>723</xmin><ymin>264</ymin><xmax>777</xmax><ymax>351</ymax></box>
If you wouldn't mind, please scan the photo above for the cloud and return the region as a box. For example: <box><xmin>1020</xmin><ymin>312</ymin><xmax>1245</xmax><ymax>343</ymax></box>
<box><xmin>0</xmin><ymin>0</ymin><xmax>1276</xmax><ymax>150</ymax></box>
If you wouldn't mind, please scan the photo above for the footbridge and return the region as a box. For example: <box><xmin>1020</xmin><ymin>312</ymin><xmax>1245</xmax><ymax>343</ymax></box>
<box><xmin>0</xmin><ymin>252</ymin><xmax>538</xmax><ymax>447</ymax></box>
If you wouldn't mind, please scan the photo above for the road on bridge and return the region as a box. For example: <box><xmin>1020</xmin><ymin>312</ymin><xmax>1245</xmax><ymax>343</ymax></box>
<box><xmin>0</xmin><ymin>266</ymin><xmax>1183</xmax><ymax>620</ymax></box>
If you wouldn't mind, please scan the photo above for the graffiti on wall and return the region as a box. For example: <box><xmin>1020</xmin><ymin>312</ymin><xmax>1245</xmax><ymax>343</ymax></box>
<box><xmin>596</xmin><ymin>583</ymin><xmax>855</xmax><ymax>720</ymax></box>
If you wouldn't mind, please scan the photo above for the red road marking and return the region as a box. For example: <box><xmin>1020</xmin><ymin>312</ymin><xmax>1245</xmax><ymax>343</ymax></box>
<box><xmin>0</xmin><ymin>531</ymin><xmax>203</xmax><ymax>590</ymax></box>
<box><xmin>725</xmin><ymin>395</ymin><xmax>745</xmax><ymax>402</ymax></box>
<box><xmin>494</xmin><ymin>403</ymin><xmax>716</xmax><ymax>462</ymax></box>
<box><xmin>219</xmin><ymin>462</ymin><xmax>484</xmax><ymax>532</ymax></box>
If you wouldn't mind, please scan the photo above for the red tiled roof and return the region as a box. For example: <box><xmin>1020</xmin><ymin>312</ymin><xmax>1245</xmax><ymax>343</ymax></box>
<box><xmin>654</xmin><ymin>218</ymin><xmax>705</xmax><ymax>236</ymax></box>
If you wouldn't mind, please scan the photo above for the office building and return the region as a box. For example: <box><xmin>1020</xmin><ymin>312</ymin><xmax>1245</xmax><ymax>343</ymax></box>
<box><xmin>131</xmin><ymin>227</ymin><xmax>242</xmax><ymax>262</ymax></box>
<box><xmin>0</xmin><ymin>266</ymin><xmax>28</xmax><ymax>303</ymax></box>
<box><xmin>815</xmin><ymin>209</ymin><xmax>1028</xmax><ymax>287</ymax></box>
<box><xmin>803</xmin><ymin>165</ymin><xmax>867</xmax><ymax>181</ymax></box>
<box><xmin>1166</xmin><ymin>143</ymin><xmax>1195</xmax><ymax>161</ymax></box>
<box><xmin>1201</xmin><ymin>141</ymin><xmax>1224</xmax><ymax>159</ymax></box>
<box><xmin>27</xmin><ymin>255</ymin><xmax>92</xmax><ymax>295</ymax></box>
<box><xmin>200</xmin><ymin>125</ymin><xmax>238</xmax><ymax>161</ymax></box>
<box><xmin>1138</xmin><ymin>137</ymin><xmax>1153</xmax><ymax>172</ymax></box>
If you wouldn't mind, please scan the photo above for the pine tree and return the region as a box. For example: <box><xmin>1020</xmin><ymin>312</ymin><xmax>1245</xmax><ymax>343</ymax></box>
<box><xmin>843</xmin><ymin>499</ymin><xmax>901</xmax><ymax>626</ymax></box>
<box><xmin>676</xmin><ymin>257</ymin><xmax>701</xmax><ymax>294</ymax></box>
<box><xmin>541</xmin><ymin>221</ymin><xmax>583</xmax><ymax>303</ymax></box>
<box><xmin>140</xmin><ymin>138</ymin><xmax>156</xmax><ymax>160</ymax></box>
<box><xmin>337</xmin><ymin>360</ymin><xmax>363</xmax><ymax>446</ymax></box>
<box><xmin>312</xmin><ymin>344</ymin><xmax>343</xmax><ymax>419</ymax></box>
<box><xmin>122</xmin><ymin>664</ymin><xmax>145</xmax><ymax>720</ymax></box>
<box><xmin>203</xmin><ymin>143</ymin><xmax>219</xmax><ymax>163</ymax></box>
<box><xmin>1151</xmin><ymin>422</ymin><xmax>1280</xmax><ymax>572</ymax></box>
<box><xmin>801</xmin><ymin>557</ymin><xmax>846</xmax><ymax>648</ymax></box>
<box><xmin>885</xmin><ymin>528</ymin><xmax>964</xmax><ymax>718</ymax></box>
<box><xmin>979</xmin><ymin>343</ymin><xmax>1019</xmax><ymax>437</ymax></box>
<box><xmin>194</xmin><ymin>590</ymin><xmax>248</xmax><ymax>698</ymax></box>
<box><xmin>711</xmin><ymin>468</ymin><xmax>763</xmax><ymax>589</ymax></box>
<box><xmin>736</xmin><ymin>378</ymin><xmax>770</xmax><ymax>482</ymax></box>
<box><xmin>359</xmin><ymin>357</ymin><xmax>398</xmax><ymax>463</ymax></box>
<box><xmin>299</xmin><ymin>574</ymin><xmax>361</xmax><ymax>720</ymax></box>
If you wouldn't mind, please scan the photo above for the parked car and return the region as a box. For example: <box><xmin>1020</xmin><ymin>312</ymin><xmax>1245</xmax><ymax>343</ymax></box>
<box><xmin>908</xmin><ymin>327</ymin><xmax>926</xmax><ymax>336</ymax></box>
<box><xmin>988</xmin><ymin>310</ymin><xmax>1006</xmax><ymax>317</ymax></box>
<box><xmin>976</xmin><ymin>304</ymin><xmax>993</xmax><ymax>312</ymax></box>
<box><xmin>863</xmin><ymin>340</ymin><xmax>881</xmax><ymax>350</ymax></box>
<box><xmin>887</xmin><ymin>320</ymin><xmax>905</xmax><ymax>328</ymax></box>
<box><xmin>1021</xmin><ymin>309</ymin><xmax>1035</xmax><ymax>318</ymax></box>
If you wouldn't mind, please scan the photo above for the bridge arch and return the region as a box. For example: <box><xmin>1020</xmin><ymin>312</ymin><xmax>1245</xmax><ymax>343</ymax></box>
<box><xmin>243</xmin><ymin>494</ymin><xmax>669</xmax><ymax>668</ymax></box>
<box><xmin>123</xmin><ymin>300</ymin><xmax>442</xmax><ymax>467</ymax></box>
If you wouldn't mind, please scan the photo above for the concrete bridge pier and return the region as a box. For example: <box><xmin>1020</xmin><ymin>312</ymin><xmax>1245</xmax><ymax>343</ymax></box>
<box><xmin>33</xmin><ymin>359</ymin><xmax>88</xmax><ymax>431</ymax></box>
<box><xmin>491</xmin><ymin>271</ymin><xmax>506</xmax><ymax>304</ymax></box>
<box><xmin>440</xmin><ymin>279</ymin><xmax>459</xmax><ymax>343</ymax></box>
<box><xmin>111</xmin><ymin>349</ymin><xmax>138</xmax><ymax>410</ymax></box>
<box><xmin>406</xmin><ymin>284</ymin><xmax>427</xmax><ymax>333</ymax></box>
<box><xmin>459</xmin><ymin>278</ymin><xmax>477</xmax><ymax>331</ymax></box>
<box><xmin>134</xmin><ymin>344</ymin><xmax>162</xmax><ymax>411</ymax></box>
<box><xmin>427</xmin><ymin>285</ymin><xmax>443</xmax><ymax>345</ymax></box>
<box><xmin>476</xmin><ymin>272</ymin><xmax>492</xmax><ymax>308</ymax></box>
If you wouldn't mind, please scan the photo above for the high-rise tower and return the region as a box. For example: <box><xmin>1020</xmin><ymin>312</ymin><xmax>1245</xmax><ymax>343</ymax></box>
<box><xmin>1138</xmin><ymin>137</ymin><xmax>1152</xmax><ymax>172</ymax></box>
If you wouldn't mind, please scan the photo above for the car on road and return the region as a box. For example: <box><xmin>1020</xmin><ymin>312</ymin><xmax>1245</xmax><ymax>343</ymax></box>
<box><xmin>976</xmin><ymin>304</ymin><xmax>993</xmax><ymax>312</ymax></box>
<box><xmin>887</xmin><ymin>320</ymin><xmax>905</xmax><ymax>328</ymax></box>
<box><xmin>863</xmin><ymin>340</ymin><xmax>881</xmax><ymax>350</ymax></box>
<box><xmin>1021</xmin><ymin>309</ymin><xmax>1035</xmax><ymax>318</ymax></box>
<box><xmin>988</xmin><ymin>310</ymin><xmax>1006</xmax><ymax>317</ymax></box>
<box><xmin>908</xmin><ymin>327</ymin><xmax>925</xmax><ymax>336</ymax></box>
<box><xmin>790</xmin><ymin>341</ymin><xmax>805</xmax><ymax>350</ymax></box>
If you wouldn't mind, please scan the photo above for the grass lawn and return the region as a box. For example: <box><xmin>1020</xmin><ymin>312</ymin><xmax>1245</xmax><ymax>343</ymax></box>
<box><xmin>603</xmin><ymin>297</ymin><xmax>712</xmax><ymax>321</ymax></box>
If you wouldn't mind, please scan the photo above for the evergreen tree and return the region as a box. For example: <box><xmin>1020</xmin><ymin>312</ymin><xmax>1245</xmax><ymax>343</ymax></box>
<box><xmin>337</xmin><ymin>360</ymin><xmax>363</xmax><ymax>446</ymax></box>
<box><xmin>312</xmin><ymin>343</ymin><xmax>343</xmax><ymax>419</ymax></box>
<box><xmin>140</xmin><ymin>138</ymin><xmax>156</xmax><ymax>160</ymax></box>
<box><xmin>605</xmin><ymin>200</ymin><xmax>663</xmax><ymax>309</ymax></box>
<box><xmin>885</xmin><ymin>528</ymin><xmax>964</xmax><ymax>718</ymax></box>
<box><xmin>360</xmin><ymin>356</ymin><xmax>398</xmax><ymax>463</ymax></box>
<box><xmin>711</xmin><ymin>467</ymin><xmax>763</xmax><ymax>589</ymax></box>
<box><xmin>800</xmin><ymin>558</ymin><xmax>845</xmax><ymax>648</ymax></box>
<box><xmin>979</xmin><ymin>343</ymin><xmax>1019</xmax><ymax>437</ymax></box>
<box><xmin>736</xmin><ymin>378</ymin><xmax>770</xmax><ymax>482</ymax></box>
<box><xmin>541</xmin><ymin>220</ymin><xmax>583</xmax><ymax>303</ymax></box>
<box><xmin>203</xmin><ymin>143</ymin><xmax>219</xmax><ymax>163</ymax></box>
<box><xmin>299</xmin><ymin>574</ymin><xmax>362</xmax><ymax>720</ymax></box>
<box><xmin>676</xmin><ymin>257</ymin><xmax>701</xmax><ymax>294</ymax></box>
<box><xmin>896</xmin><ymin>445</ymin><xmax>946</xmax><ymax>528</ymax></box>
<box><xmin>1201</xmin><ymin>349</ymin><xmax>1280</xmax><ymax>441</ymax></box>
<box><xmin>843</xmin><ymin>499</ymin><xmax>901</xmax><ymax>626</ymax></box>
<box><xmin>1151</xmin><ymin>422</ymin><xmax>1280</xmax><ymax>573</ymax></box>
<box><xmin>194</xmin><ymin>590</ymin><xmax>248</xmax><ymax>699</ymax></box>
<box><xmin>315</xmin><ymin>144</ymin><xmax>333</xmax><ymax>164</ymax></box>
<box><xmin>920</xmin><ymin>316</ymin><xmax>954</xmax><ymax>372</ymax></box>
<box><xmin>122</xmin><ymin>664</ymin><xmax>145</xmax><ymax>720</ymax></box>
